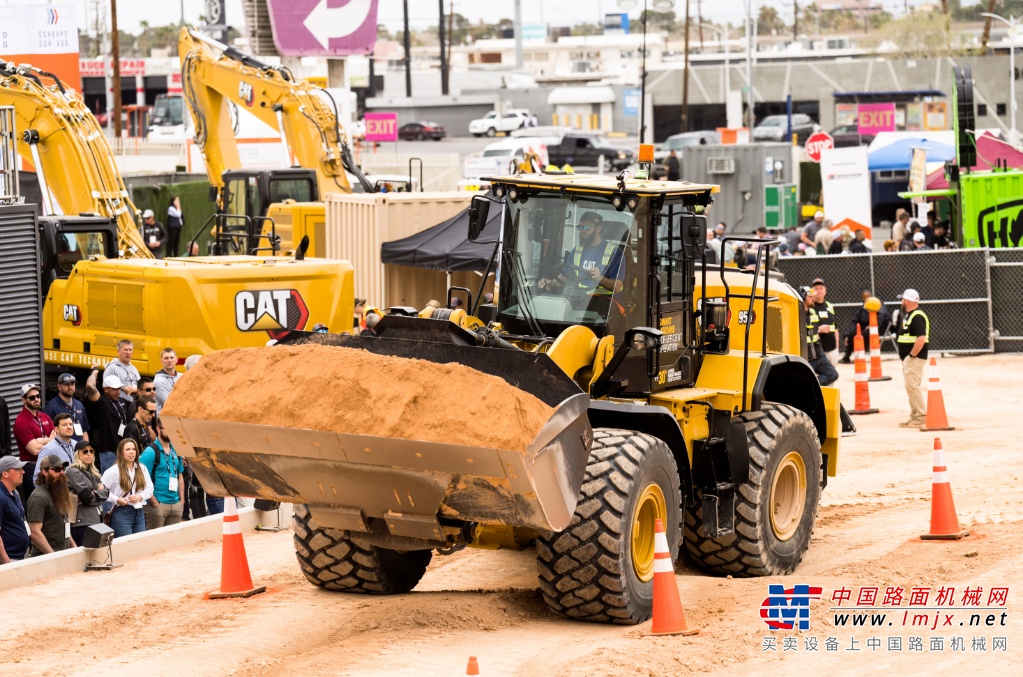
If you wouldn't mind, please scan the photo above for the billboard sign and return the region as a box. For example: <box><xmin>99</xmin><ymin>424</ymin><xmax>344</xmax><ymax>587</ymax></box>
<box><xmin>820</xmin><ymin>146</ymin><xmax>872</xmax><ymax>240</ymax></box>
<box><xmin>266</xmin><ymin>0</ymin><xmax>379</xmax><ymax>56</ymax></box>
<box><xmin>0</xmin><ymin>4</ymin><xmax>80</xmax><ymax>90</ymax></box>
<box><xmin>623</xmin><ymin>88</ymin><xmax>641</xmax><ymax>117</ymax></box>
<box><xmin>364</xmin><ymin>112</ymin><xmax>398</xmax><ymax>142</ymax></box>
<box><xmin>857</xmin><ymin>103</ymin><xmax>897</xmax><ymax>136</ymax></box>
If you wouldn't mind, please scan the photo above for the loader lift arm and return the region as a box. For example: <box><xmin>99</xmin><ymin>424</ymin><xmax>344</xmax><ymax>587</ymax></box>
<box><xmin>179</xmin><ymin>28</ymin><xmax>370</xmax><ymax>208</ymax></box>
<box><xmin>0</xmin><ymin>61</ymin><xmax>152</xmax><ymax>258</ymax></box>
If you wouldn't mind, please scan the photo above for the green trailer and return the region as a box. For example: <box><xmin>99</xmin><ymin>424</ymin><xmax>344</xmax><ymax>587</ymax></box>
<box><xmin>900</xmin><ymin>65</ymin><xmax>1023</xmax><ymax>249</ymax></box>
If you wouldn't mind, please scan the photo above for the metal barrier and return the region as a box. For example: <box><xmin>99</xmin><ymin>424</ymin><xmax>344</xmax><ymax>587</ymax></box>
<box><xmin>775</xmin><ymin>249</ymin><xmax>998</xmax><ymax>354</ymax></box>
<box><xmin>990</xmin><ymin>249</ymin><xmax>1023</xmax><ymax>353</ymax></box>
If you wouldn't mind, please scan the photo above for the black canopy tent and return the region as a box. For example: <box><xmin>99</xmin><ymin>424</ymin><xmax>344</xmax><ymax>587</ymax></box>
<box><xmin>380</xmin><ymin>204</ymin><xmax>503</xmax><ymax>272</ymax></box>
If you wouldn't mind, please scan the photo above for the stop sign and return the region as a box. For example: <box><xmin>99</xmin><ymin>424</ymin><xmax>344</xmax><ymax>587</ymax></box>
<box><xmin>806</xmin><ymin>132</ymin><xmax>835</xmax><ymax>162</ymax></box>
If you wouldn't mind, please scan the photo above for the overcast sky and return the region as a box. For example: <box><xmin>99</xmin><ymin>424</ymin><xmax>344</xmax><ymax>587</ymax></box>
<box><xmin>51</xmin><ymin>0</ymin><xmax>982</xmax><ymax>35</ymax></box>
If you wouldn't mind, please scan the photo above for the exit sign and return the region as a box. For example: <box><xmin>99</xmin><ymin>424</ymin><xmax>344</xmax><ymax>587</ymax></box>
<box><xmin>365</xmin><ymin>112</ymin><xmax>398</xmax><ymax>142</ymax></box>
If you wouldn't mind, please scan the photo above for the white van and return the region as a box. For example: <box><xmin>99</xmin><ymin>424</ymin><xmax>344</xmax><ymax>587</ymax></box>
<box><xmin>478</xmin><ymin>137</ymin><xmax>552</xmax><ymax>171</ymax></box>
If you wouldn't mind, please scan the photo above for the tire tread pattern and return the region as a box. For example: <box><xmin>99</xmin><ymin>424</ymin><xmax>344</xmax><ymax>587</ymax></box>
<box><xmin>536</xmin><ymin>429</ymin><xmax>680</xmax><ymax>624</ymax></box>
<box><xmin>682</xmin><ymin>403</ymin><xmax>822</xmax><ymax>577</ymax></box>
<box><xmin>293</xmin><ymin>504</ymin><xmax>432</xmax><ymax>594</ymax></box>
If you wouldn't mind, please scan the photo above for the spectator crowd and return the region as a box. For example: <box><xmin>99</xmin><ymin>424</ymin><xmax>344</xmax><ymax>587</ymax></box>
<box><xmin>1</xmin><ymin>342</ymin><xmax>226</xmax><ymax>564</ymax></box>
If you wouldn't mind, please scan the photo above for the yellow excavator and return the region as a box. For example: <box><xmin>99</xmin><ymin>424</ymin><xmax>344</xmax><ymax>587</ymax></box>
<box><xmin>164</xmin><ymin>168</ymin><xmax>843</xmax><ymax>625</ymax></box>
<box><xmin>0</xmin><ymin>60</ymin><xmax>354</xmax><ymax>379</ymax></box>
<box><xmin>178</xmin><ymin>28</ymin><xmax>373</xmax><ymax>257</ymax></box>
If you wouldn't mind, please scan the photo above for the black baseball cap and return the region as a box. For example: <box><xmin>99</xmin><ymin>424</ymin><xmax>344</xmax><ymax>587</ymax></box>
<box><xmin>75</xmin><ymin>440</ymin><xmax>95</xmax><ymax>453</ymax></box>
<box><xmin>57</xmin><ymin>373</ymin><xmax>76</xmax><ymax>384</ymax></box>
<box><xmin>811</xmin><ymin>278</ymin><xmax>826</xmax><ymax>287</ymax></box>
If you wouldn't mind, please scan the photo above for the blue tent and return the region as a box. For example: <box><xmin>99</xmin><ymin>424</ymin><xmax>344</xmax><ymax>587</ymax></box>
<box><xmin>867</xmin><ymin>138</ymin><xmax>956</xmax><ymax>171</ymax></box>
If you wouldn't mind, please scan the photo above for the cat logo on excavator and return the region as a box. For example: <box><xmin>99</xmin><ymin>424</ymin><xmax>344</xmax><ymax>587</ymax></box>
<box><xmin>238</xmin><ymin>81</ymin><xmax>254</xmax><ymax>107</ymax></box>
<box><xmin>235</xmin><ymin>289</ymin><xmax>309</xmax><ymax>339</ymax></box>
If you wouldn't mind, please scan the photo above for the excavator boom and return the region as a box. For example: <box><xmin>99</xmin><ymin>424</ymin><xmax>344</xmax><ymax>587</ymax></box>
<box><xmin>178</xmin><ymin>28</ymin><xmax>354</xmax><ymax>204</ymax></box>
<box><xmin>0</xmin><ymin>61</ymin><xmax>152</xmax><ymax>258</ymax></box>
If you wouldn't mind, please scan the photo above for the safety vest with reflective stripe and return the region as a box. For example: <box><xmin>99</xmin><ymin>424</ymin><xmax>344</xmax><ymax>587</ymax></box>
<box><xmin>897</xmin><ymin>308</ymin><xmax>930</xmax><ymax>343</ymax></box>
<box><xmin>806</xmin><ymin>306</ymin><xmax>821</xmax><ymax>345</ymax></box>
<box><xmin>572</xmin><ymin>242</ymin><xmax>616</xmax><ymax>295</ymax></box>
<box><xmin>814</xmin><ymin>301</ymin><xmax>837</xmax><ymax>332</ymax></box>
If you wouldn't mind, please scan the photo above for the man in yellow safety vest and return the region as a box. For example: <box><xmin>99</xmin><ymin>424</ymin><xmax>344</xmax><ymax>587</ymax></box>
<box><xmin>896</xmin><ymin>288</ymin><xmax>930</xmax><ymax>428</ymax></box>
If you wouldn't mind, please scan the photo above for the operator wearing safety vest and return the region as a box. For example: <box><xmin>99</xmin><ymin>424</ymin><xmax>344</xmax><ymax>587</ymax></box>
<box><xmin>800</xmin><ymin>286</ymin><xmax>838</xmax><ymax>386</ymax></box>
<box><xmin>810</xmin><ymin>277</ymin><xmax>839</xmax><ymax>367</ymax></box>
<box><xmin>896</xmin><ymin>288</ymin><xmax>930</xmax><ymax>428</ymax></box>
<box><xmin>539</xmin><ymin>211</ymin><xmax>624</xmax><ymax>296</ymax></box>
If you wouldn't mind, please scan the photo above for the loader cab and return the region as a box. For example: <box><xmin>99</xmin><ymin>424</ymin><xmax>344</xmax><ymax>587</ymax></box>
<box><xmin>491</xmin><ymin>178</ymin><xmax>713</xmax><ymax>395</ymax></box>
<box><xmin>38</xmin><ymin>215</ymin><xmax>119</xmax><ymax>296</ymax></box>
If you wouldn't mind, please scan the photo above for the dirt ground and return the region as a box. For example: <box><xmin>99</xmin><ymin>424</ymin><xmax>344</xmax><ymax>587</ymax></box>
<box><xmin>2</xmin><ymin>354</ymin><xmax>1020</xmax><ymax>676</ymax></box>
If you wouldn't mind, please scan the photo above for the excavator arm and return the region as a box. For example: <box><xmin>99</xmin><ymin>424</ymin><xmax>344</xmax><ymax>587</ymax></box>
<box><xmin>178</xmin><ymin>28</ymin><xmax>362</xmax><ymax>206</ymax></box>
<box><xmin>0</xmin><ymin>61</ymin><xmax>152</xmax><ymax>258</ymax></box>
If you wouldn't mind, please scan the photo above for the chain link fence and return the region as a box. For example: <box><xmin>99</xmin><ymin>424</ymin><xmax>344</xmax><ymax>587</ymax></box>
<box><xmin>774</xmin><ymin>250</ymin><xmax>997</xmax><ymax>354</ymax></box>
<box><xmin>990</xmin><ymin>249</ymin><xmax>1023</xmax><ymax>353</ymax></box>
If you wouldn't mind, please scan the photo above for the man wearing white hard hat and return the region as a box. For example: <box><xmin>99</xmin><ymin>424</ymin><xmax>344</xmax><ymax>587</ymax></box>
<box><xmin>896</xmin><ymin>289</ymin><xmax>930</xmax><ymax>428</ymax></box>
<box><xmin>801</xmin><ymin>210</ymin><xmax>825</xmax><ymax>248</ymax></box>
<box><xmin>141</xmin><ymin>208</ymin><xmax>167</xmax><ymax>259</ymax></box>
<box><xmin>83</xmin><ymin>367</ymin><xmax>131</xmax><ymax>472</ymax></box>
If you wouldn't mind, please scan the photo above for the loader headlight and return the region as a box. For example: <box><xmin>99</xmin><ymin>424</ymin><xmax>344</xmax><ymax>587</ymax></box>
<box><xmin>494</xmin><ymin>186</ymin><xmax>506</xmax><ymax>198</ymax></box>
<box><xmin>625</xmin><ymin>328</ymin><xmax>662</xmax><ymax>352</ymax></box>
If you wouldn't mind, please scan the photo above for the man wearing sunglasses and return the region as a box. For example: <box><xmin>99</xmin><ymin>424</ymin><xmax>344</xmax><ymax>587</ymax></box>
<box><xmin>539</xmin><ymin>212</ymin><xmax>625</xmax><ymax>296</ymax></box>
<box><xmin>12</xmin><ymin>384</ymin><xmax>55</xmax><ymax>505</ymax></box>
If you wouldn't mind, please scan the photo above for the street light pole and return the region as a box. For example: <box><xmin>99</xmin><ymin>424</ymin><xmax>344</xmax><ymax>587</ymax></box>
<box><xmin>982</xmin><ymin>12</ymin><xmax>1019</xmax><ymax>147</ymax></box>
<box><xmin>746</xmin><ymin>0</ymin><xmax>755</xmax><ymax>128</ymax></box>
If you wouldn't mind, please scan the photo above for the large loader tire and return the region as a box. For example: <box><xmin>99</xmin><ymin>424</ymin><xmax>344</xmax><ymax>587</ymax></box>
<box><xmin>293</xmin><ymin>504</ymin><xmax>432</xmax><ymax>594</ymax></box>
<box><xmin>683</xmin><ymin>402</ymin><xmax>822</xmax><ymax>576</ymax></box>
<box><xmin>536</xmin><ymin>429</ymin><xmax>682</xmax><ymax>624</ymax></box>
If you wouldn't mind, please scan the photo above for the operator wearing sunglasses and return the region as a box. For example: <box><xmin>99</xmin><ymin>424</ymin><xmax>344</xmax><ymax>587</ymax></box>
<box><xmin>538</xmin><ymin>211</ymin><xmax>625</xmax><ymax>296</ymax></box>
<box><xmin>12</xmin><ymin>384</ymin><xmax>56</xmax><ymax>505</ymax></box>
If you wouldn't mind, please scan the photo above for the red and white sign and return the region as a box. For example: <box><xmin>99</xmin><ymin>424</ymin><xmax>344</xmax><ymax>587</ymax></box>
<box><xmin>0</xmin><ymin>4</ymin><xmax>80</xmax><ymax>90</ymax></box>
<box><xmin>364</xmin><ymin>112</ymin><xmax>398</xmax><ymax>142</ymax></box>
<box><xmin>805</xmin><ymin>132</ymin><xmax>835</xmax><ymax>163</ymax></box>
<box><xmin>79</xmin><ymin>58</ymin><xmax>147</xmax><ymax>78</ymax></box>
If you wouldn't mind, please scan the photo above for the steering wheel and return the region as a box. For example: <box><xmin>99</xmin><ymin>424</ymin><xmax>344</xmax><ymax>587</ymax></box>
<box><xmin>553</xmin><ymin>263</ymin><xmax>593</xmax><ymax>283</ymax></box>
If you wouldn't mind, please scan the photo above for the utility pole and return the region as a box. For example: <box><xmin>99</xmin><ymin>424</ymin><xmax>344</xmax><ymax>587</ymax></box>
<box><xmin>403</xmin><ymin>0</ymin><xmax>412</xmax><ymax>97</ymax></box>
<box><xmin>681</xmin><ymin>0</ymin><xmax>691</xmax><ymax>133</ymax></box>
<box><xmin>447</xmin><ymin>1</ymin><xmax>454</xmax><ymax>77</ymax></box>
<box><xmin>794</xmin><ymin>0</ymin><xmax>799</xmax><ymax>41</ymax></box>
<box><xmin>438</xmin><ymin>0</ymin><xmax>449</xmax><ymax>95</ymax></box>
<box><xmin>110</xmin><ymin>0</ymin><xmax>122</xmax><ymax>139</ymax></box>
<box><xmin>697</xmin><ymin>0</ymin><xmax>704</xmax><ymax>49</ymax></box>
<box><xmin>514</xmin><ymin>0</ymin><xmax>524</xmax><ymax>69</ymax></box>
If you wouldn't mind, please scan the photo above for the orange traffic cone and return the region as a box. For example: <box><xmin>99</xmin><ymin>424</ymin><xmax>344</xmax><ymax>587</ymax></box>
<box><xmin>209</xmin><ymin>497</ymin><xmax>267</xmax><ymax>599</ymax></box>
<box><xmin>920</xmin><ymin>438</ymin><xmax>969</xmax><ymax>540</ymax></box>
<box><xmin>649</xmin><ymin>518</ymin><xmax>699</xmax><ymax>636</ymax></box>
<box><xmin>466</xmin><ymin>656</ymin><xmax>480</xmax><ymax>675</ymax></box>
<box><xmin>849</xmin><ymin>326</ymin><xmax>878</xmax><ymax>415</ymax></box>
<box><xmin>921</xmin><ymin>357</ymin><xmax>955</xmax><ymax>432</ymax></box>
<box><xmin>866</xmin><ymin>305</ymin><xmax>891</xmax><ymax>382</ymax></box>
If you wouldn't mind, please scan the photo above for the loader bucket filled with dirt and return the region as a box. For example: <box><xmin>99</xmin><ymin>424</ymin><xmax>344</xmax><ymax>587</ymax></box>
<box><xmin>161</xmin><ymin>320</ymin><xmax>593</xmax><ymax>545</ymax></box>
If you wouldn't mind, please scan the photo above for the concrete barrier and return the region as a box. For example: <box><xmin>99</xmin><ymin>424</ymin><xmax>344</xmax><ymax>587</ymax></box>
<box><xmin>0</xmin><ymin>504</ymin><xmax>293</xmax><ymax>592</ymax></box>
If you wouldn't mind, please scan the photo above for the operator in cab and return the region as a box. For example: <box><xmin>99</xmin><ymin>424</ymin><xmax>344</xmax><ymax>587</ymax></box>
<box><xmin>538</xmin><ymin>211</ymin><xmax>624</xmax><ymax>296</ymax></box>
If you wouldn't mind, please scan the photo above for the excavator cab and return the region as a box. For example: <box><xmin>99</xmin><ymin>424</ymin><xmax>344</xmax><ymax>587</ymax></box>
<box><xmin>220</xmin><ymin>168</ymin><xmax>319</xmax><ymax>253</ymax></box>
<box><xmin>38</xmin><ymin>215</ymin><xmax>119</xmax><ymax>297</ymax></box>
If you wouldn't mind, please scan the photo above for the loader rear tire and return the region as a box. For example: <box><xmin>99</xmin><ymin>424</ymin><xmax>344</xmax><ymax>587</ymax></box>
<box><xmin>536</xmin><ymin>428</ymin><xmax>682</xmax><ymax>624</ymax></box>
<box><xmin>293</xmin><ymin>504</ymin><xmax>432</xmax><ymax>594</ymax></box>
<box><xmin>682</xmin><ymin>402</ymin><xmax>822</xmax><ymax>577</ymax></box>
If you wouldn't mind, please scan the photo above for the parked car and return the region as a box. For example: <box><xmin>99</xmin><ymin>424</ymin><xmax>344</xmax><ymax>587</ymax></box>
<box><xmin>752</xmin><ymin>114</ymin><xmax>816</xmax><ymax>143</ymax></box>
<box><xmin>653</xmin><ymin>130</ymin><xmax>720</xmax><ymax>163</ymax></box>
<box><xmin>480</xmin><ymin>137</ymin><xmax>553</xmax><ymax>170</ymax></box>
<box><xmin>398</xmin><ymin>121</ymin><xmax>446</xmax><ymax>141</ymax></box>
<box><xmin>469</xmin><ymin>110</ymin><xmax>533</xmax><ymax>137</ymax></box>
<box><xmin>829</xmin><ymin>124</ymin><xmax>875</xmax><ymax>148</ymax></box>
<box><xmin>546</xmin><ymin>133</ymin><xmax>635</xmax><ymax>170</ymax></box>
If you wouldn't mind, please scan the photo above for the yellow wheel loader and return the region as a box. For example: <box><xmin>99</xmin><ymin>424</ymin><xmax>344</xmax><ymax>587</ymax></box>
<box><xmin>164</xmin><ymin>172</ymin><xmax>841</xmax><ymax>624</ymax></box>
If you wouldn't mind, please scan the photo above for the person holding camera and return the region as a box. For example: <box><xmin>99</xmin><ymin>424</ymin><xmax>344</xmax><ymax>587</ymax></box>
<box><xmin>65</xmin><ymin>441</ymin><xmax>109</xmax><ymax>545</ymax></box>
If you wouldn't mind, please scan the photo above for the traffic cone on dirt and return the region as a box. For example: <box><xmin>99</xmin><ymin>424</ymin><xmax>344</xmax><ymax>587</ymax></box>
<box><xmin>920</xmin><ymin>438</ymin><xmax>969</xmax><ymax>540</ymax></box>
<box><xmin>921</xmin><ymin>357</ymin><xmax>955</xmax><ymax>432</ymax></box>
<box><xmin>649</xmin><ymin>518</ymin><xmax>699</xmax><ymax>636</ymax></box>
<box><xmin>209</xmin><ymin>497</ymin><xmax>267</xmax><ymax>599</ymax></box>
<box><xmin>866</xmin><ymin>304</ymin><xmax>891</xmax><ymax>382</ymax></box>
<box><xmin>466</xmin><ymin>656</ymin><xmax>480</xmax><ymax>675</ymax></box>
<box><xmin>849</xmin><ymin>326</ymin><xmax>878</xmax><ymax>415</ymax></box>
